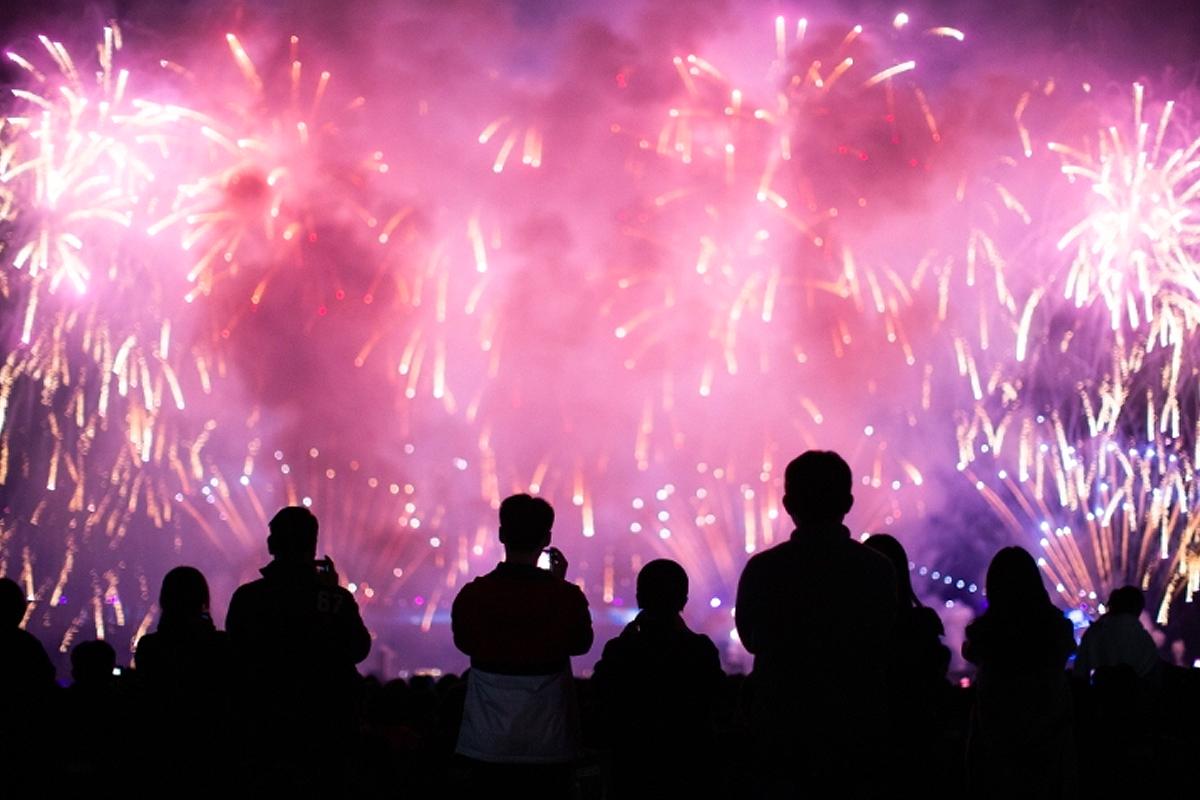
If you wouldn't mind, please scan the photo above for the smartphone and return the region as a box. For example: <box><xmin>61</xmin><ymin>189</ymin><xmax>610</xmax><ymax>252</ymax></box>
<box><xmin>315</xmin><ymin>558</ymin><xmax>332</xmax><ymax>574</ymax></box>
<box><xmin>537</xmin><ymin>549</ymin><xmax>552</xmax><ymax>570</ymax></box>
<box><xmin>112</xmin><ymin>666</ymin><xmax>123</xmax><ymax>677</ymax></box>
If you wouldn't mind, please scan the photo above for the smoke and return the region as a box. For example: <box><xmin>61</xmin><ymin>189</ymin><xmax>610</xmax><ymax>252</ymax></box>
<box><xmin>4</xmin><ymin>0</ymin><xmax>1200</xmax><ymax>670</ymax></box>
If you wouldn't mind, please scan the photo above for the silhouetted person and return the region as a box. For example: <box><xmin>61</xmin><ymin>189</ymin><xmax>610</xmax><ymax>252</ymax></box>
<box><xmin>63</xmin><ymin>640</ymin><xmax>128</xmax><ymax>789</ymax></box>
<box><xmin>963</xmin><ymin>546</ymin><xmax>1077</xmax><ymax>799</ymax></box>
<box><xmin>1073</xmin><ymin>587</ymin><xmax>1160</xmax><ymax>800</ymax></box>
<box><xmin>735</xmin><ymin>450</ymin><xmax>897</xmax><ymax>797</ymax></box>
<box><xmin>864</xmin><ymin>533</ymin><xmax>951</xmax><ymax>790</ymax></box>
<box><xmin>0</xmin><ymin>578</ymin><xmax>55</xmax><ymax>788</ymax></box>
<box><xmin>71</xmin><ymin>638</ymin><xmax>118</xmax><ymax>687</ymax></box>
<box><xmin>592</xmin><ymin>558</ymin><xmax>724</xmax><ymax>799</ymax></box>
<box><xmin>1074</xmin><ymin>586</ymin><xmax>1160</xmax><ymax>682</ymax></box>
<box><xmin>451</xmin><ymin>494</ymin><xmax>593</xmax><ymax>800</ymax></box>
<box><xmin>135</xmin><ymin>566</ymin><xmax>234</xmax><ymax>788</ymax></box>
<box><xmin>226</xmin><ymin>506</ymin><xmax>371</xmax><ymax>788</ymax></box>
<box><xmin>0</xmin><ymin>577</ymin><xmax>54</xmax><ymax>696</ymax></box>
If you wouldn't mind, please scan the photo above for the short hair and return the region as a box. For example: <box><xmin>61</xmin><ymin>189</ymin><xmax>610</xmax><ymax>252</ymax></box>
<box><xmin>71</xmin><ymin>639</ymin><xmax>117</xmax><ymax>683</ymax></box>
<box><xmin>0</xmin><ymin>578</ymin><xmax>27</xmax><ymax>628</ymax></box>
<box><xmin>267</xmin><ymin>506</ymin><xmax>319</xmax><ymax>559</ymax></box>
<box><xmin>1107</xmin><ymin>585</ymin><xmax>1145</xmax><ymax>616</ymax></box>
<box><xmin>159</xmin><ymin>566</ymin><xmax>210</xmax><ymax>621</ymax></box>
<box><xmin>498</xmin><ymin>494</ymin><xmax>554</xmax><ymax>551</ymax></box>
<box><xmin>637</xmin><ymin>559</ymin><xmax>689</xmax><ymax>613</ymax></box>
<box><xmin>784</xmin><ymin>450</ymin><xmax>853</xmax><ymax>522</ymax></box>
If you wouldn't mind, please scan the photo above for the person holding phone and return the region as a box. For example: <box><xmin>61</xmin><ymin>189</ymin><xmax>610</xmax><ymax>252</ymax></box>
<box><xmin>451</xmin><ymin>493</ymin><xmax>593</xmax><ymax>799</ymax></box>
<box><xmin>226</xmin><ymin>506</ymin><xmax>370</xmax><ymax>788</ymax></box>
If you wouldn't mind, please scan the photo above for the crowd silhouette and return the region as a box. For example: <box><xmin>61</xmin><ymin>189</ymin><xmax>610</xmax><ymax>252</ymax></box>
<box><xmin>1</xmin><ymin>449</ymin><xmax>1197</xmax><ymax>798</ymax></box>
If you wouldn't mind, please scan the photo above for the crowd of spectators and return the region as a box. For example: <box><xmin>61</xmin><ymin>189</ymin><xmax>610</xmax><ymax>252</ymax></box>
<box><xmin>1</xmin><ymin>451</ymin><xmax>1198</xmax><ymax>798</ymax></box>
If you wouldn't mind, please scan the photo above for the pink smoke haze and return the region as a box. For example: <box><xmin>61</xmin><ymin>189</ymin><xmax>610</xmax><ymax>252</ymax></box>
<box><xmin>2</xmin><ymin>1</ymin><xmax>1199</xmax><ymax>672</ymax></box>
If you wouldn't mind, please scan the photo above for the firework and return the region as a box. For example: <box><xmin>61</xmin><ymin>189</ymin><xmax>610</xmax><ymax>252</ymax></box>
<box><xmin>1051</xmin><ymin>83</ymin><xmax>1200</xmax><ymax>341</ymax></box>
<box><xmin>148</xmin><ymin>33</ymin><xmax>388</xmax><ymax>316</ymax></box>
<box><xmin>964</xmin><ymin>419</ymin><xmax>1200</xmax><ymax>623</ymax></box>
<box><xmin>4</xmin><ymin>5</ymin><xmax>1200</xmax><ymax>670</ymax></box>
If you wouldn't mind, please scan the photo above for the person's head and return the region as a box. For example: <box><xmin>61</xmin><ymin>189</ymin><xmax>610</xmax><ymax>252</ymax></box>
<box><xmin>864</xmin><ymin>534</ymin><xmax>921</xmax><ymax>610</ymax></box>
<box><xmin>782</xmin><ymin>450</ymin><xmax>854</xmax><ymax>527</ymax></box>
<box><xmin>636</xmin><ymin>559</ymin><xmax>689</xmax><ymax>615</ymax></box>
<box><xmin>0</xmin><ymin>577</ymin><xmax>28</xmax><ymax>628</ymax></box>
<box><xmin>498</xmin><ymin>494</ymin><xmax>554</xmax><ymax>555</ymax></box>
<box><xmin>984</xmin><ymin>546</ymin><xmax>1051</xmax><ymax>613</ymax></box>
<box><xmin>158</xmin><ymin>566</ymin><xmax>211</xmax><ymax>624</ymax></box>
<box><xmin>267</xmin><ymin>506</ymin><xmax>319</xmax><ymax>562</ymax></box>
<box><xmin>1107</xmin><ymin>585</ymin><xmax>1145</xmax><ymax>616</ymax></box>
<box><xmin>71</xmin><ymin>639</ymin><xmax>117</xmax><ymax>686</ymax></box>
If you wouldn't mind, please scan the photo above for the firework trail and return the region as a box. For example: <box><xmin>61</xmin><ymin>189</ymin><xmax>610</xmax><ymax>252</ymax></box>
<box><xmin>2</xmin><ymin>4</ymin><xmax>1199</xmax><ymax>668</ymax></box>
<box><xmin>147</xmin><ymin>32</ymin><xmax>388</xmax><ymax>331</ymax></box>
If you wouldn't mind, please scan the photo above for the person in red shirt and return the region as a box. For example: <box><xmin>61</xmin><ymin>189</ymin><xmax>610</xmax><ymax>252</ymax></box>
<box><xmin>451</xmin><ymin>493</ymin><xmax>593</xmax><ymax>799</ymax></box>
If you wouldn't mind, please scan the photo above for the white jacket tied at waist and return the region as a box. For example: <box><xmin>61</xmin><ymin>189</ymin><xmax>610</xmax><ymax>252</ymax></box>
<box><xmin>456</xmin><ymin>668</ymin><xmax>580</xmax><ymax>764</ymax></box>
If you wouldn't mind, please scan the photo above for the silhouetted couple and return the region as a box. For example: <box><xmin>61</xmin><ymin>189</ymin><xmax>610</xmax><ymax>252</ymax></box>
<box><xmin>134</xmin><ymin>506</ymin><xmax>370</xmax><ymax>791</ymax></box>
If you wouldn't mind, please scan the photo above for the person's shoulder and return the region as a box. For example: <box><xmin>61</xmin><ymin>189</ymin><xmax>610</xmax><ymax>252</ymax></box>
<box><xmin>690</xmin><ymin>629</ymin><xmax>721</xmax><ymax>657</ymax></box>
<box><xmin>559</xmin><ymin>577</ymin><xmax>589</xmax><ymax>603</ymax></box>
<box><xmin>964</xmin><ymin>611</ymin><xmax>988</xmax><ymax>639</ymax></box>
<box><xmin>600</xmin><ymin>628</ymin><xmax>634</xmax><ymax>660</ymax></box>
<box><xmin>848</xmin><ymin>537</ymin><xmax>893</xmax><ymax>569</ymax></box>
<box><xmin>743</xmin><ymin>539</ymin><xmax>794</xmax><ymax>570</ymax></box>
<box><xmin>454</xmin><ymin>572</ymin><xmax>491</xmax><ymax>598</ymax></box>
<box><xmin>230</xmin><ymin>577</ymin><xmax>267</xmax><ymax>600</ymax></box>
<box><xmin>1049</xmin><ymin>606</ymin><xmax>1073</xmax><ymax>630</ymax></box>
<box><xmin>910</xmin><ymin>605</ymin><xmax>945</xmax><ymax>634</ymax></box>
<box><xmin>13</xmin><ymin>626</ymin><xmax>46</xmax><ymax>647</ymax></box>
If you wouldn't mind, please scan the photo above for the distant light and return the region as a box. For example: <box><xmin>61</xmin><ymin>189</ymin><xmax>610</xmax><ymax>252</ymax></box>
<box><xmin>893</xmin><ymin>12</ymin><xmax>910</xmax><ymax>29</ymax></box>
<box><xmin>710</xmin><ymin>597</ymin><xmax>722</xmax><ymax>609</ymax></box>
